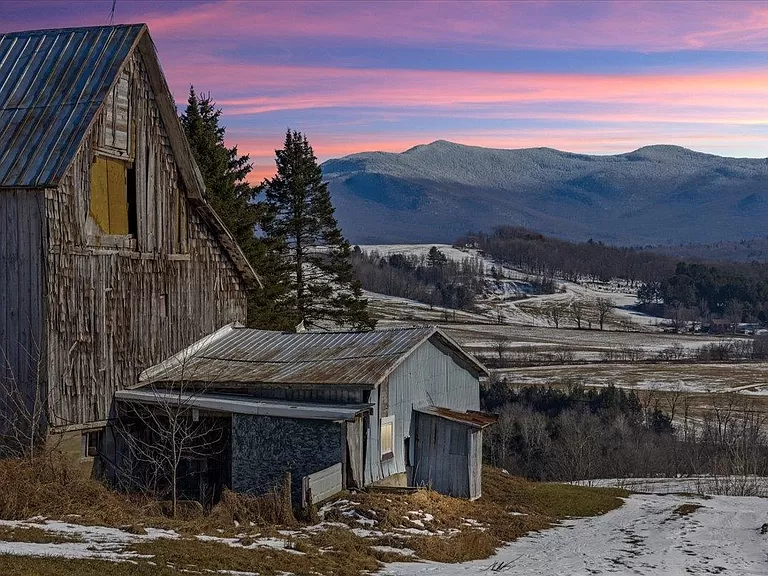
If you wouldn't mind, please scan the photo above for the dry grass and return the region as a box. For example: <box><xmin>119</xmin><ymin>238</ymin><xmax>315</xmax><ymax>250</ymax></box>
<box><xmin>673</xmin><ymin>503</ymin><xmax>704</xmax><ymax>516</ymax></box>
<box><xmin>0</xmin><ymin>556</ymin><xmax>179</xmax><ymax>576</ymax></box>
<box><xmin>0</xmin><ymin>526</ymin><xmax>83</xmax><ymax>544</ymax></box>
<box><xmin>0</xmin><ymin>458</ymin><xmax>628</xmax><ymax>575</ymax></box>
<box><xmin>130</xmin><ymin>532</ymin><xmax>382</xmax><ymax>576</ymax></box>
<box><xmin>0</xmin><ymin>454</ymin><xmax>156</xmax><ymax>527</ymax></box>
<box><xmin>305</xmin><ymin>467</ymin><xmax>628</xmax><ymax>564</ymax></box>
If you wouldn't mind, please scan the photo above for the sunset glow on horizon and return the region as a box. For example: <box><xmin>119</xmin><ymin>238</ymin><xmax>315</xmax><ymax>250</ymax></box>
<box><xmin>2</xmin><ymin>0</ymin><xmax>768</xmax><ymax>183</ymax></box>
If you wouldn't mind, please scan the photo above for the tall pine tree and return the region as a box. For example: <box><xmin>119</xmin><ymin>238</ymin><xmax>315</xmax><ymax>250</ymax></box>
<box><xmin>265</xmin><ymin>130</ymin><xmax>373</xmax><ymax>329</ymax></box>
<box><xmin>180</xmin><ymin>88</ymin><xmax>291</xmax><ymax>329</ymax></box>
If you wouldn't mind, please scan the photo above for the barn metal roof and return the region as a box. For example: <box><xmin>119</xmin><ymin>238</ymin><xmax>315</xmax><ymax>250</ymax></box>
<box><xmin>0</xmin><ymin>24</ymin><xmax>145</xmax><ymax>187</ymax></box>
<box><xmin>139</xmin><ymin>323</ymin><xmax>488</xmax><ymax>388</ymax></box>
<box><xmin>115</xmin><ymin>389</ymin><xmax>372</xmax><ymax>421</ymax></box>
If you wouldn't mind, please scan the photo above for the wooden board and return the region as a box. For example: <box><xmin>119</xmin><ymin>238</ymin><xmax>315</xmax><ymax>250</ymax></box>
<box><xmin>89</xmin><ymin>156</ymin><xmax>110</xmax><ymax>232</ymax></box>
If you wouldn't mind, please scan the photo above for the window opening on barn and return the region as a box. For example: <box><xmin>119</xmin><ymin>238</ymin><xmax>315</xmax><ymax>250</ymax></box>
<box><xmin>81</xmin><ymin>429</ymin><xmax>102</xmax><ymax>458</ymax></box>
<box><xmin>90</xmin><ymin>68</ymin><xmax>137</xmax><ymax>238</ymax></box>
<box><xmin>381</xmin><ymin>415</ymin><xmax>395</xmax><ymax>460</ymax></box>
<box><xmin>127</xmin><ymin>165</ymin><xmax>137</xmax><ymax>236</ymax></box>
<box><xmin>90</xmin><ymin>156</ymin><xmax>136</xmax><ymax>236</ymax></box>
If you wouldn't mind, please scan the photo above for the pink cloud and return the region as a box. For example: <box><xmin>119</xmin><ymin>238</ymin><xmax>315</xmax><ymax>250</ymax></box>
<box><xmin>140</xmin><ymin>1</ymin><xmax>768</xmax><ymax>52</ymax></box>
<box><xmin>164</xmin><ymin>61</ymin><xmax>768</xmax><ymax>115</ymax></box>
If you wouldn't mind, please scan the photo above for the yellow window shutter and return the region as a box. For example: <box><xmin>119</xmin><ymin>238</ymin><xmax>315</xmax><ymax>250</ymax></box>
<box><xmin>90</xmin><ymin>156</ymin><xmax>110</xmax><ymax>233</ymax></box>
<box><xmin>107</xmin><ymin>159</ymin><xmax>129</xmax><ymax>235</ymax></box>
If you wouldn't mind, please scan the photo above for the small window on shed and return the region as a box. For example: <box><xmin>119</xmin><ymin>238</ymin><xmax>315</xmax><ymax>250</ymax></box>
<box><xmin>380</xmin><ymin>415</ymin><xmax>395</xmax><ymax>460</ymax></box>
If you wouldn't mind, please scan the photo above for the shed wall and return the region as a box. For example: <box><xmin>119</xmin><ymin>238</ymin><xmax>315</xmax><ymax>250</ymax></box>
<box><xmin>412</xmin><ymin>412</ymin><xmax>471</xmax><ymax>498</ymax></box>
<box><xmin>45</xmin><ymin>49</ymin><xmax>246</xmax><ymax>427</ymax></box>
<box><xmin>231</xmin><ymin>414</ymin><xmax>342</xmax><ymax>503</ymax></box>
<box><xmin>364</xmin><ymin>337</ymin><xmax>480</xmax><ymax>485</ymax></box>
<box><xmin>0</xmin><ymin>189</ymin><xmax>46</xmax><ymax>432</ymax></box>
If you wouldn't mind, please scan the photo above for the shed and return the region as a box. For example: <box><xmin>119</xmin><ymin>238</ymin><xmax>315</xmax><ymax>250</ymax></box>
<box><xmin>118</xmin><ymin>324</ymin><xmax>493</xmax><ymax>503</ymax></box>
<box><xmin>413</xmin><ymin>407</ymin><xmax>496</xmax><ymax>500</ymax></box>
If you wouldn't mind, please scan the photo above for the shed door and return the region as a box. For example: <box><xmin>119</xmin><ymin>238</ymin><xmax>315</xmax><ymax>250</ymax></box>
<box><xmin>346</xmin><ymin>415</ymin><xmax>365</xmax><ymax>488</ymax></box>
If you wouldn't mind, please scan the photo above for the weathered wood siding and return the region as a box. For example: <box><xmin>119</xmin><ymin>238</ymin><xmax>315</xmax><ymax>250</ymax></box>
<box><xmin>468</xmin><ymin>429</ymin><xmax>482</xmax><ymax>500</ymax></box>
<box><xmin>0</xmin><ymin>190</ymin><xmax>46</xmax><ymax>431</ymax></box>
<box><xmin>45</xmin><ymin>50</ymin><xmax>247</xmax><ymax>428</ymax></box>
<box><xmin>412</xmin><ymin>411</ymin><xmax>473</xmax><ymax>498</ymax></box>
<box><xmin>364</xmin><ymin>337</ymin><xmax>480</xmax><ymax>485</ymax></box>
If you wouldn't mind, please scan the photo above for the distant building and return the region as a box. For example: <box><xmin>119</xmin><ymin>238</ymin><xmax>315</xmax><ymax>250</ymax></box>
<box><xmin>0</xmin><ymin>25</ymin><xmax>258</xmax><ymax>463</ymax></box>
<box><xmin>111</xmin><ymin>325</ymin><xmax>493</xmax><ymax>503</ymax></box>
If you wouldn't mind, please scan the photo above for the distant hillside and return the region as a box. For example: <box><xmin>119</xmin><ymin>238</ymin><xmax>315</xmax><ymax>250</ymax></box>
<box><xmin>652</xmin><ymin>238</ymin><xmax>768</xmax><ymax>263</ymax></box>
<box><xmin>322</xmin><ymin>141</ymin><xmax>768</xmax><ymax>245</ymax></box>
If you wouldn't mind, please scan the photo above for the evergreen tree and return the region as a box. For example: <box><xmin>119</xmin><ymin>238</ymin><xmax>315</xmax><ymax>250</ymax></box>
<box><xmin>427</xmin><ymin>246</ymin><xmax>448</xmax><ymax>268</ymax></box>
<box><xmin>264</xmin><ymin>130</ymin><xmax>373</xmax><ymax>329</ymax></box>
<box><xmin>180</xmin><ymin>87</ymin><xmax>291</xmax><ymax>329</ymax></box>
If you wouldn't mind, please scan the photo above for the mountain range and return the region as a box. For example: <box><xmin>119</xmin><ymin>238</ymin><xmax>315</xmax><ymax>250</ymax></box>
<box><xmin>321</xmin><ymin>141</ymin><xmax>768</xmax><ymax>246</ymax></box>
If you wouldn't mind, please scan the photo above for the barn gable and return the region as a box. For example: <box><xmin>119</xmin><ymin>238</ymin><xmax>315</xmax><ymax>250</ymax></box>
<box><xmin>0</xmin><ymin>24</ymin><xmax>258</xmax><ymax>437</ymax></box>
<box><xmin>0</xmin><ymin>24</ymin><xmax>257</xmax><ymax>283</ymax></box>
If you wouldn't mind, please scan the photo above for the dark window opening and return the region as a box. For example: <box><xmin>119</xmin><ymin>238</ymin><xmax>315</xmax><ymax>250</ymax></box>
<box><xmin>127</xmin><ymin>166</ymin><xmax>138</xmax><ymax>237</ymax></box>
<box><xmin>82</xmin><ymin>430</ymin><xmax>102</xmax><ymax>458</ymax></box>
<box><xmin>404</xmin><ymin>436</ymin><xmax>411</xmax><ymax>467</ymax></box>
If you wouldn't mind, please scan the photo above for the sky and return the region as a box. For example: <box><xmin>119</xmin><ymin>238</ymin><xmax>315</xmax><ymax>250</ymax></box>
<box><xmin>1</xmin><ymin>0</ymin><xmax>768</xmax><ymax>182</ymax></box>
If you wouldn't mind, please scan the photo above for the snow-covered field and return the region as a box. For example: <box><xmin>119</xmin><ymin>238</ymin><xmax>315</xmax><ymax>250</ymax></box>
<box><xmin>499</xmin><ymin>362</ymin><xmax>768</xmax><ymax>396</ymax></box>
<box><xmin>381</xmin><ymin>493</ymin><xmax>768</xmax><ymax>576</ymax></box>
<box><xmin>361</xmin><ymin>244</ymin><xmax>661</xmax><ymax>331</ymax></box>
<box><xmin>575</xmin><ymin>476</ymin><xmax>768</xmax><ymax>497</ymax></box>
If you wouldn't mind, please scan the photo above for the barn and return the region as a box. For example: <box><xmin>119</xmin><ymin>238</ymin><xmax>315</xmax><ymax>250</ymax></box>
<box><xmin>112</xmin><ymin>324</ymin><xmax>494</xmax><ymax>503</ymax></box>
<box><xmin>0</xmin><ymin>25</ymin><xmax>257</xmax><ymax>463</ymax></box>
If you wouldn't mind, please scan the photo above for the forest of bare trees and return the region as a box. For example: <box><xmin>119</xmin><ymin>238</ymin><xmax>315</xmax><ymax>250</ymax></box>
<box><xmin>483</xmin><ymin>383</ymin><xmax>768</xmax><ymax>492</ymax></box>
<box><xmin>460</xmin><ymin>227</ymin><xmax>677</xmax><ymax>285</ymax></box>
<box><xmin>351</xmin><ymin>246</ymin><xmax>485</xmax><ymax>310</ymax></box>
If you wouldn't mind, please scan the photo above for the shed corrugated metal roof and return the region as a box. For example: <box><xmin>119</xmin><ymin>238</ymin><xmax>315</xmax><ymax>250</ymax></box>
<box><xmin>0</xmin><ymin>24</ymin><xmax>144</xmax><ymax>187</ymax></box>
<box><xmin>115</xmin><ymin>389</ymin><xmax>372</xmax><ymax>421</ymax></box>
<box><xmin>415</xmin><ymin>406</ymin><xmax>497</xmax><ymax>429</ymax></box>
<box><xmin>139</xmin><ymin>324</ymin><xmax>488</xmax><ymax>388</ymax></box>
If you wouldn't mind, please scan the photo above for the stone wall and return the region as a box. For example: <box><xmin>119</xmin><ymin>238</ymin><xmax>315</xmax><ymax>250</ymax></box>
<box><xmin>231</xmin><ymin>415</ymin><xmax>343</xmax><ymax>503</ymax></box>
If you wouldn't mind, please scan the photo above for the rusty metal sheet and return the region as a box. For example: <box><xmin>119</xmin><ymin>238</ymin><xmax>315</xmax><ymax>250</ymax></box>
<box><xmin>415</xmin><ymin>406</ymin><xmax>497</xmax><ymax>428</ymax></box>
<box><xmin>0</xmin><ymin>24</ymin><xmax>144</xmax><ymax>188</ymax></box>
<box><xmin>139</xmin><ymin>324</ymin><xmax>448</xmax><ymax>387</ymax></box>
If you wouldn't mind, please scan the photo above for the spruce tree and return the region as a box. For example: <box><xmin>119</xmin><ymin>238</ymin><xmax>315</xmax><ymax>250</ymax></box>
<box><xmin>265</xmin><ymin>130</ymin><xmax>373</xmax><ymax>329</ymax></box>
<box><xmin>180</xmin><ymin>88</ymin><xmax>291</xmax><ymax>329</ymax></box>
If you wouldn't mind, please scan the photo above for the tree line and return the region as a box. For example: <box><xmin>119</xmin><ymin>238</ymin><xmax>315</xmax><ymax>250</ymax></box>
<box><xmin>459</xmin><ymin>227</ymin><xmax>677</xmax><ymax>285</ymax></box>
<box><xmin>483</xmin><ymin>383</ymin><xmax>768</xmax><ymax>488</ymax></box>
<box><xmin>351</xmin><ymin>247</ymin><xmax>486</xmax><ymax>310</ymax></box>
<box><xmin>641</xmin><ymin>261</ymin><xmax>768</xmax><ymax>325</ymax></box>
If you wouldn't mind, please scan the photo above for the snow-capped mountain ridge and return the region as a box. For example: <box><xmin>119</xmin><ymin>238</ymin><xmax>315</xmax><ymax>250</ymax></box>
<box><xmin>322</xmin><ymin>141</ymin><xmax>768</xmax><ymax>245</ymax></box>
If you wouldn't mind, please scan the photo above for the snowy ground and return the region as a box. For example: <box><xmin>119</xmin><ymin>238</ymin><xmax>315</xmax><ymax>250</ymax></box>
<box><xmin>360</xmin><ymin>244</ymin><xmax>663</xmax><ymax>331</ymax></box>
<box><xmin>575</xmin><ymin>476</ymin><xmax>768</xmax><ymax>497</ymax></box>
<box><xmin>499</xmin><ymin>362</ymin><xmax>768</xmax><ymax>395</ymax></box>
<box><xmin>381</xmin><ymin>493</ymin><xmax>768</xmax><ymax>576</ymax></box>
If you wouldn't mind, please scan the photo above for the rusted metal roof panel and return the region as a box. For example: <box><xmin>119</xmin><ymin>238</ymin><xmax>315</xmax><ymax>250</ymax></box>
<box><xmin>415</xmin><ymin>406</ymin><xmax>497</xmax><ymax>428</ymax></box>
<box><xmin>0</xmin><ymin>24</ymin><xmax>144</xmax><ymax>187</ymax></box>
<box><xmin>139</xmin><ymin>324</ymin><xmax>478</xmax><ymax>387</ymax></box>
